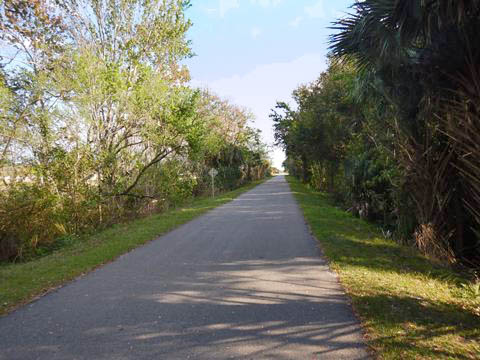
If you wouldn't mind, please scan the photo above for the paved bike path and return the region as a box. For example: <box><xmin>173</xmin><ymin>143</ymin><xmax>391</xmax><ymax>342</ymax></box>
<box><xmin>0</xmin><ymin>176</ymin><xmax>368</xmax><ymax>359</ymax></box>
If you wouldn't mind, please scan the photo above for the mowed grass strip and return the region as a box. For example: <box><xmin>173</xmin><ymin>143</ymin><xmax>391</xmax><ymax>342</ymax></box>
<box><xmin>287</xmin><ymin>176</ymin><xmax>480</xmax><ymax>360</ymax></box>
<box><xmin>0</xmin><ymin>179</ymin><xmax>266</xmax><ymax>316</ymax></box>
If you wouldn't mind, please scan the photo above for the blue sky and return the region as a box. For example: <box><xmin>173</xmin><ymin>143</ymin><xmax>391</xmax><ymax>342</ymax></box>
<box><xmin>185</xmin><ymin>0</ymin><xmax>353</xmax><ymax>169</ymax></box>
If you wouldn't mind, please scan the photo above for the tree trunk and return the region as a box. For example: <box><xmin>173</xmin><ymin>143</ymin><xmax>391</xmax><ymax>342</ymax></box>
<box><xmin>301</xmin><ymin>155</ymin><xmax>308</xmax><ymax>183</ymax></box>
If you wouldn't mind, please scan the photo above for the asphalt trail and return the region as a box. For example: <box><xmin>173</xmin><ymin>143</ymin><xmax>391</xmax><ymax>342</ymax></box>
<box><xmin>0</xmin><ymin>176</ymin><xmax>369</xmax><ymax>359</ymax></box>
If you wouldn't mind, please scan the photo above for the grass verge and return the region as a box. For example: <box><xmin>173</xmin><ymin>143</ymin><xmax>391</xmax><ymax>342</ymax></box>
<box><xmin>0</xmin><ymin>179</ymin><xmax>266</xmax><ymax>316</ymax></box>
<box><xmin>287</xmin><ymin>176</ymin><xmax>480</xmax><ymax>360</ymax></box>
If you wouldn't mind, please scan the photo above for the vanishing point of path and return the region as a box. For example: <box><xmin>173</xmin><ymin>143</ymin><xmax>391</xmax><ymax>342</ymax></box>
<box><xmin>0</xmin><ymin>176</ymin><xmax>369</xmax><ymax>359</ymax></box>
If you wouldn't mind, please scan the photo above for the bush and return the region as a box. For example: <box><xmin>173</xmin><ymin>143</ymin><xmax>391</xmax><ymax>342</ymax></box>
<box><xmin>0</xmin><ymin>184</ymin><xmax>66</xmax><ymax>260</ymax></box>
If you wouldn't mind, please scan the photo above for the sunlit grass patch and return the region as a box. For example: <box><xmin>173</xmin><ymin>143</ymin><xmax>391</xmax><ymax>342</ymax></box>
<box><xmin>0</xmin><ymin>179</ymin><xmax>266</xmax><ymax>316</ymax></box>
<box><xmin>287</xmin><ymin>176</ymin><xmax>480</xmax><ymax>360</ymax></box>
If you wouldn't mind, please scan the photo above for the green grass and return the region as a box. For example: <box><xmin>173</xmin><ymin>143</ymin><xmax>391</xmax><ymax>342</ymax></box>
<box><xmin>287</xmin><ymin>176</ymin><xmax>480</xmax><ymax>360</ymax></box>
<box><xmin>0</xmin><ymin>179</ymin><xmax>266</xmax><ymax>316</ymax></box>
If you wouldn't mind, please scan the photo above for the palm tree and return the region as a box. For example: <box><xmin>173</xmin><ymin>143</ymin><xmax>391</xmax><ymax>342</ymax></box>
<box><xmin>330</xmin><ymin>0</ymin><xmax>480</xmax><ymax>263</ymax></box>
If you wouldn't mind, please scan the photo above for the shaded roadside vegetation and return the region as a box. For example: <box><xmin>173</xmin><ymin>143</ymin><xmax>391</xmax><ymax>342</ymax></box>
<box><xmin>288</xmin><ymin>176</ymin><xmax>480</xmax><ymax>359</ymax></box>
<box><xmin>0</xmin><ymin>1</ymin><xmax>271</xmax><ymax>262</ymax></box>
<box><xmin>272</xmin><ymin>0</ymin><xmax>480</xmax><ymax>268</ymax></box>
<box><xmin>0</xmin><ymin>179</ymin><xmax>266</xmax><ymax>316</ymax></box>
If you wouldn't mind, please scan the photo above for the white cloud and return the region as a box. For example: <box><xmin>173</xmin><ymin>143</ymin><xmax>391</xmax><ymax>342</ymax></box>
<box><xmin>250</xmin><ymin>26</ymin><xmax>262</xmax><ymax>39</ymax></box>
<box><xmin>289</xmin><ymin>16</ymin><xmax>303</xmax><ymax>28</ymax></box>
<box><xmin>287</xmin><ymin>1</ymin><xmax>326</xmax><ymax>29</ymax></box>
<box><xmin>305</xmin><ymin>0</ymin><xmax>326</xmax><ymax>19</ymax></box>
<box><xmin>190</xmin><ymin>53</ymin><xmax>328</xmax><ymax>169</ymax></box>
<box><xmin>205</xmin><ymin>0</ymin><xmax>283</xmax><ymax>18</ymax></box>
<box><xmin>250</xmin><ymin>0</ymin><xmax>283</xmax><ymax>8</ymax></box>
<box><xmin>219</xmin><ymin>0</ymin><xmax>239</xmax><ymax>18</ymax></box>
<box><xmin>204</xmin><ymin>7</ymin><xmax>217</xmax><ymax>15</ymax></box>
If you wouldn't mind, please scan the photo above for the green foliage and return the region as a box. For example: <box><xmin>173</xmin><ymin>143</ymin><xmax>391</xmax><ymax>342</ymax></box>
<box><xmin>0</xmin><ymin>0</ymin><xmax>271</xmax><ymax>261</ymax></box>
<box><xmin>273</xmin><ymin>59</ymin><xmax>358</xmax><ymax>185</ymax></box>
<box><xmin>329</xmin><ymin>0</ymin><xmax>480</xmax><ymax>265</ymax></box>
<box><xmin>0</xmin><ymin>184</ymin><xmax>64</xmax><ymax>260</ymax></box>
<box><xmin>148</xmin><ymin>160</ymin><xmax>198</xmax><ymax>210</ymax></box>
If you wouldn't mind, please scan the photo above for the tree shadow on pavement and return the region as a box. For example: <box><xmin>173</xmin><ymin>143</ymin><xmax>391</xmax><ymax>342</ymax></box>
<box><xmin>1</xmin><ymin>258</ymin><xmax>370</xmax><ymax>360</ymax></box>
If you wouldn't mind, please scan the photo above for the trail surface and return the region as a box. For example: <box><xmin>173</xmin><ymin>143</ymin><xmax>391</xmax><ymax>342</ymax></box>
<box><xmin>0</xmin><ymin>176</ymin><xmax>368</xmax><ymax>359</ymax></box>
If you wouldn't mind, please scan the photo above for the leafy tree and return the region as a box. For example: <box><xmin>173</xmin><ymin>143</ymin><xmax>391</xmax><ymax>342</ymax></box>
<box><xmin>328</xmin><ymin>0</ymin><xmax>480</xmax><ymax>263</ymax></box>
<box><xmin>0</xmin><ymin>1</ymin><xmax>271</xmax><ymax>261</ymax></box>
<box><xmin>272</xmin><ymin>59</ymin><xmax>358</xmax><ymax>187</ymax></box>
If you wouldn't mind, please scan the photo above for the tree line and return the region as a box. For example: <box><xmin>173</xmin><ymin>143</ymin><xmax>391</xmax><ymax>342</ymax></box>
<box><xmin>0</xmin><ymin>0</ymin><xmax>271</xmax><ymax>261</ymax></box>
<box><xmin>273</xmin><ymin>0</ymin><xmax>480</xmax><ymax>267</ymax></box>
